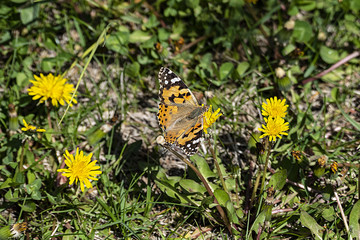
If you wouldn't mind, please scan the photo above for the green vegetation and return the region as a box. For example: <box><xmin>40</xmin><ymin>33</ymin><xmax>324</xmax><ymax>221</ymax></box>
<box><xmin>1</xmin><ymin>0</ymin><xmax>360</xmax><ymax>239</ymax></box>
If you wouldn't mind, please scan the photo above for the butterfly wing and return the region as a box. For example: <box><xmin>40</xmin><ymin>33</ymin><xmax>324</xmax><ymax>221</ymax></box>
<box><xmin>157</xmin><ymin>67</ymin><xmax>205</xmax><ymax>155</ymax></box>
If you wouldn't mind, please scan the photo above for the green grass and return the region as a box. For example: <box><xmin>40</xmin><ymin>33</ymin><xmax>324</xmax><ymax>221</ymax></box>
<box><xmin>1</xmin><ymin>0</ymin><xmax>360</xmax><ymax>239</ymax></box>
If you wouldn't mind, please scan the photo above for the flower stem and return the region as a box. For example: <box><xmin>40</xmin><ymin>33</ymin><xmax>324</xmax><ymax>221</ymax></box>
<box><xmin>260</xmin><ymin>141</ymin><xmax>272</xmax><ymax>197</ymax></box>
<box><xmin>19</xmin><ymin>142</ymin><xmax>25</xmax><ymax>171</ymax></box>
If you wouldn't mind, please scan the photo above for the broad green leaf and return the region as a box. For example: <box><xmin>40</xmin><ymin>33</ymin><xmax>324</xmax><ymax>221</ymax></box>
<box><xmin>322</xmin><ymin>207</ymin><xmax>335</xmax><ymax>221</ymax></box>
<box><xmin>225</xmin><ymin>178</ymin><xmax>236</xmax><ymax>191</ymax></box>
<box><xmin>179</xmin><ymin>179</ymin><xmax>206</xmax><ymax>194</ymax></box>
<box><xmin>20</xmin><ymin>201</ymin><xmax>36</xmax><ymax>212</ymax></box>
<box><xmin>292</xmin><ymin>21</ymin><xmax>313</xmax><ymax>43</ymax></box>
<box><xmin>158</xmin><ymin>28</ymin><xmax>170</xmax><ymax>41</ymax></box>
<box><xmin>120</xmin><ymin>15</ymin><xmax>141</xmax><ymax>24</ymax></box>
<box><xmin>213</xmin><ymin>189</ymin><xmax>230</xmax><ymax>206</ymax></box>
<box><xmin>19</xmin><ymin>4</ymin><xmax>39</xmax><ymax>25</ymax></box>
<box><xmin>330</xmin><ymin>87</ymin><xmax>339</xmax><ymax>102</ymax></box>
<box><xmin>297</xmin><ymin>0</ymin><xmax>316</xmax><ymax>11</ymax></box>
<box><xmin>282</xmin><ymin>43</ymin><xmax>296</xmax><ymax>56</ymax></box>
<box><xmin>268</xmin><ymin>169</ymin><xmax>287</xmax><ymax>190</ymax></box>
<box><xmin>0</xmin><ymin>5</ymin><xmax>11</xmax><ymax>15</ymax></box>
<box><xmin>129</xmin><ymin>30</ymin><xmax>152</xmax><ymax>43</ymax></box>
<box><xmin>27</xmin><ymin>171</ymin><xmax>36</xmax><ymax>184</ymax></box>
<box><xmin>219</xmin><ymin>62</ymin><xmax>234</xmax><ymax>81</ymax></box>
<box><xmin>31</xmin><ymin>190</ymin><xmax>41</xmax><ymax>201</ymax></box>
<box><xmin>41</xmin><ymin>58</ymin><xmax>55</xmax><ymax>72</ymax></box>
<box><xmin>16</xmin><ymin>72</ymin><xmax>28</xmax><ymax>88</ymax></box>
<box><xmin>300</xmin><ymin>210</ymin><xmax>322</xmax><ymax>240</ymax></box>
<box><xmin>236</xmin><ymin>62</ymin><xmax>250</xmax><ymax>76</ymax></box>
<box><xmin>105</xmin><ymin>32</ymin><xmax>129</xmax><ymax>54</ymax></box>
<box><xmin>225</xmin><ymin>201</ymin><xmax>239</xmax><ymax>224</ymax></box>
<box><xmin>276</xmin><ymin>76</ymin><xmax>292</xmax><ymax>91</ymax></box>
<box><xmin>349</xmin><ymin>200</ymin><xmax>360</xmax><ymax>239</ymax></box>
<box><xmin>320</xmin><ymin>46</ymin><xmax>340</xmax><ymax>64</ymax></box>
<box><xmin>345</xmin><ymin>20</ymin><xmax>360</xmax><ymax>36</ymax></box>
<box><xmin>250</xmin><ymin>210</ymin><xmax>266</xmax><ymax>234</ymax></box>
<box><xmin>125</xmin><ymin>62</ymin><xmax>140</xmax><ymax>78</ymax></box>
<box><xmin>0</xmin><ymin>178</ymin><xmax>12</xmax><ymax>189</ymax></box>
<box><xmin>192</xmin><ymin>155</ymin><xmax>216</xmax><ymax>179</ymax></box>
<box><xmin>321</xmin><ymin>69</ymin><xmax>344</xmax><ymax>82</ymax></box>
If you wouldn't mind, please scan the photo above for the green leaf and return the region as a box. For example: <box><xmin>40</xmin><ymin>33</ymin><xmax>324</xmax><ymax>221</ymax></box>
<box><xmin>0</xmin><ymin>178</ymin><xmax>12</xmax><ymax>189</ymax></box>
<box><xmin>213</xmin><ymin>189</ymin><xmax>230</xmax><ymax>206</ymax></box>
<box><xmin>16</xmin><ymin>72</ymin><xmax>28</xmax><ymax>88</ymax></box>
<box><xmin>321</xmin><ymin>69</ymin><xmax>344</xmax><ymax>82</ymax></box>
<box><xmin>300</xmin><ymin>210</ymin><xmax>322</xmax><ymax>240</ymax></box>
<box><xmin>345</xmin><ymin>20</ymin><xmax>360</xmax><ymax>36</ymax></box>
<box><xmin>41</xmin><ymin>58</ymin><xmax>55</xmax><ymax>72</ymax></box>
<box><xmin>219</xmin><ymin>62</ymin><xmax>234</xmax><ymax>81</ymax></box>
<box><xmin>282</xmin><ymin>44</ymin><xmax>296</xmax><ymax>56</ymax></box>
<box><xmin>276</xmin><ymin>76</ymin><xmax>292</xmax><ymax>91</ymax></box>
<box><xmin>125</xmin><ymin>62</ymin><xmax>140</xmax><ymax>78</ymax></box>
<box><xmin>268</xmin><ymin>169</ymin><xmax>287</xmax><ymax>190</ymax></box>
<box><xmin>225</xmin><ymin>201</ymin><xmax>239</xmax><ymax>224</ymax></box>
<box><xmin>27</xmin><ymin>171</ymin><xmax>36</xmax><ymax>184</ymax></box>
<box><xmin>31</xmin><ymin>190</ymin><xmax>42</xmax><ymax>200</ymax></box>
<box><xmin>297</xmin><ymin>0</ymin><xmax>316</xmax><ymax>11</ymax></box>
<box><xmin>320</xmin><ymin>46</ymin><xmax>340</xmax><ymax>64</ymax></box>
<box><xmin>192</xmin><ymin>155</ymin><xmax>216</xmax><ymax>178</ymax></box>
<box><xmin>158</xmin><ymin>28</ymin><xmax>170</xmax><ymax>41</ymax></box>
<box><xmin>179</xmin><ymin>179</ymin><xmax>206</xmax><ymax>194</ymax></box>
<box><xmin>292</xmin><ymin>21</ymin><xmax>313</xmax><ymax>43</ymax></box>
<box><xmin>349</xmin><ymin>200</ymin><xmax>360</xmax><ymax>239</ymax></box>
<box><xmin>236</xmin><ymin>62</ymin><xmax>249</xmax><ymax>76</ymax></box>
<box><xmin>20</xmin><ymin>201</ymin><xmax>36</xmax><ymax>212</ymax></box>
<box><xmin>250</xmin><ymin>210</ymin><xmax>266</xmax><ymax>233</ymax></box>
<box><xmin>322</xmin><ymin>207</ymin><xmax>335</xmax><ymax>221</ymax></box>
<box><xmin>129</xmin><ymin>30</ymin><xmax>152</xmax><ymax>43</ymax></box>
<box><xmin>19</xmin><ymin>4</ymin><xmax>39</xmax><ymax>25</ymax></box>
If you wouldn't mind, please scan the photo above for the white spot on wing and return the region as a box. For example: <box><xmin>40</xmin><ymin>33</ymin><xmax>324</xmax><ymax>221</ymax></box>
<box><xmin>171</xmin><ymin>77</ymin><xmax>181</xmax><ymax>84</ymax></box>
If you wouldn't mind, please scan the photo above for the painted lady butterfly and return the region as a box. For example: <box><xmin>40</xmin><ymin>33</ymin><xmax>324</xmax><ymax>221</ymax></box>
<box><xmin>157</xmin><ymin>67</ymin><xmax>207</xmax><ymax>155</ymax></box>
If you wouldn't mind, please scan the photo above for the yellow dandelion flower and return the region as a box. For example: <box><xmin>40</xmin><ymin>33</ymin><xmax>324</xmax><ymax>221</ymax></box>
<box><xmin>21</xmin><ymin>119</ymin><xmax>46</xmax><ymax>133</ymax></box>
<box><xmin>203</xmin><ymin>105</ymin><xmax>222</xmax><ymax>134</ymax></box>
<box><xmin>57</xmin><ymin>148</ymin><xmax>102</xmax><ymax>192</ymax></box>
<box><xmin>261</xmin><ymin>97</ymin><xmax>288</xmax><ymax>118</ymax></box>
<box><xmin>0</xmin><ymin>222</ymin><xmax>27</xmax><ymax>239</ymax></box>
<box><xmin>258</xmin><ymin>117</ymin><xmax>289</xmax><ymax>142</ymax></box>
<box><xmin>331</xmin><ymin>161</ymin><xmax>338</xmax><ymax>173</ymax></box>
<box><xmin>27</xmin><ymin>73</ymin><xmax>77</xmax><ymax>107</ymax></box>
<box><xmin>11</xmin><ymin>222</ymin><xmax>27</xmax><ymax>238</ymax></box>
<box><xmin>21</xmin><ymin>119</ymin><xmax>36</xmax><ymax>131</ymax></box>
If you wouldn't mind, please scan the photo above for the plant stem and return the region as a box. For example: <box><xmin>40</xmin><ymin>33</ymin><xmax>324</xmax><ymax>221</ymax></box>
<box><xmin>251</xmin><ymin>172</ymin><xmax>261</xmax><ymax>204</ymax></box>
<box><xmin>165</xmin><ymin>145</ymin><xmax>232</xmax><ymax>235</ymax></box>
<box><xmin>334</xmin><ymin>190</ymin><xmax>350</xmax><ymax>234</ymax></box>
<box><xmin>19</xmin><ymin>141</ymin><xmax>25</xmax><ymax>171</ymax></box>
<box><xmin>260</xmin><ymin>141</ymin><xmax>272</xmax><ymax>196</ymax></box>
<box><xmin>209</xmin><ymin>140</ymin><xmax>228</xmax><ymax>193</ymax></box>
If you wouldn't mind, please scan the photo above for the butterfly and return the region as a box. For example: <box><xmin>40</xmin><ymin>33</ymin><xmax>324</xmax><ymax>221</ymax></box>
<box><xmin>157</xmin><ymin>67</ymin><xmax>207</xmax><ymax>155</ymax></box>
